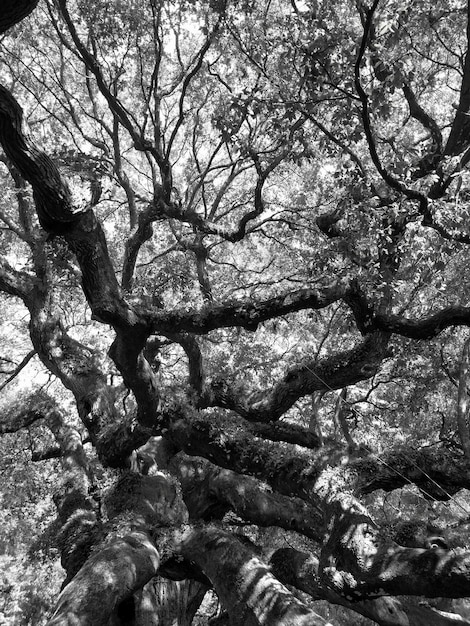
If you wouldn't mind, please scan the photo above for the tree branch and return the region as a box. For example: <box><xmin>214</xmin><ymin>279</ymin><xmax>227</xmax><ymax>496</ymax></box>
<box><xmin>0</xmin><ymin>84</ymin><xmax>132</xmax><ymax>325</ymax></box>
<box><xmin>373</xmin><ymin>306</ymin><xmax>470</xmax><ymax>339</ymax></box>
<box><xmin>0</xmin><ymin>390</ymin><xmax>53</xmax><ymax>434</ymax></box>
<box><xmin>0</xmin><ymin>256</ymin><xmax>35</xmax><ymax>301</ymax></box>
<box><xmin>172</xmin><ymin>454</ymin><xmax>323</xmax><ymax>541</ymax></box>
<box><xmin>0</xmin><ymin>349</ymin><xmax>36</xmax><ymax>393</ymax></box>
<box><xmin>56</xmin><ymin>0</ymin><xmax>172</xmax><ymax>191</ymax></box>
<box><xmin>443</xmin><ymin>3</ymin><xmax>470</xmax><ymax>158</ymax></box>
<box><xmin>402</xmin><ymin>82</ymin><xmax>443</xmax><ymax>179</ymax></box>
<box><xmin>204</xmin><ymin>331</ymin><xmax>389</xmax><ymax>421</ymax></box>
<box><xmin>48</xmin><ymin>472</ymin><xmax>187</xmax><ymax>625</ymax></box>
<box><xmin>150</xmin><ymin>278</ymin><xmax>352</xmax><ymax>334</ymax></box>
<box><xmin>271</xmin><ymin>548</ymin><xmax>470</xmax><ymax>626</ymax></box>
<box><xmin>176</xmin><ymin>525</ymin><xmax>328</xmax><ymax>626</ymax></box>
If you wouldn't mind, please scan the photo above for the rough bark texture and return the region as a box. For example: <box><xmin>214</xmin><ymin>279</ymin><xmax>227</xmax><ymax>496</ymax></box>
<box><xmin>3</xmin><ymin>2</ymin><xmax>470</xmax><ymax>625</ymax></box>
<box><xmin>177</xmin><ymin>526</ymin><xmax>329</xmax><ymax>626</ymax></box>
<box><xmin>47</xmin><ymin>531</ymin><xmax>160</xmax><ymax>626</ymax></box>
<box><xmin>271</xmin><ymin>548</ymin><xmax>470</xmax><ymax>626</ymax></box>
<box><xmin>172</xmin><ymin>453</ymin><xmax>324</xmax><ymax>540</ymax></box>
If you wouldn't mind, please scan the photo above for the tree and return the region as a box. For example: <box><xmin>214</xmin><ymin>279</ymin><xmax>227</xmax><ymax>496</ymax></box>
<box><xmin>3</xmin><ymin>0</ymin><xmax>470</xmax><ymax>624</ymax></box>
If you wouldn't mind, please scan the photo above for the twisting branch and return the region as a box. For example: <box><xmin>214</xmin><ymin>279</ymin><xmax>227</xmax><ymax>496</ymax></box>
<box><xmin>172</xmin><ymin>454</ymin><xmax>323</xmax><ymax>541</ymax></box>
<box><xmin>271</xmin><ymin>548</ymin><xmax>470</xmax><ymax>626</ymax></box>
<box><xmin>402</xmin><ymin>83</ymin><xmax>442</xmax><ymax>153</ymax></box>
<box><xmin>0</xmin><ymin>256</ymin><xmax>35</xmax><ymax>301</ymax></box>
<box><xmin>0</xmin><ymin>85</ymin><xmax>130</xmax><ymax>324</ymax></box>
<box><xmin>203</xmin><ymin>331</ymin><xmax>390</xmax><ymax>421</ymax></box>
<box><xmin>150</xmin><ymin>278</ymin><xmax>353</xmax><ymax>334</ymax></box>
<box><xmin>177</xmin><ymin>526</ymin><xmax>327</xmax><ymax>626</ymax></box>
<box><xmin>372</xmin><ymin>307</ymin><xmax>470</xmax><ymax>339</ymax></box>
<box><xmin>346</xmin><ymin>280</ymin><xmax>470</xmax><ymax>339</ymax></box>
<box><xmin>0</xmin><ymin>86</ymin><xmax>162</xmax><ymax>437</ymax></box>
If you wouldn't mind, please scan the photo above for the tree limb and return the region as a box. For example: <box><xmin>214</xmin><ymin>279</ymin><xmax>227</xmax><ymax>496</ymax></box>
<box><xmin>0</xmin><ymin>256</ymin><xmax>35</xmax><ymax>301</ymax></box>
<box><xmin>47</xmin><ymin>531</ymin><xmax>160</xmax><ymax>626</ymax></box>
<box><xmin>150</xmin><ymin>278</ymin><xmax>352</xmax><ymax>334</ymax></box>
<box><xmin>443</xmin><ymin>3</ymin><xmax>470</xmax><ymax>158</ymax></box>
<box><xmin>176</xmin><ymin>525</ymin><xmax>328</xmax><ymax>626</ymax></box>
<box><xmin>203</xmin><ymin>331</ymin><xmax>389</xmax><ymax>421</ymax></box>
<box><xmin>172</xmin><ymin>453</ymin><xmax>323</xmax><ymax>541</ymax></box>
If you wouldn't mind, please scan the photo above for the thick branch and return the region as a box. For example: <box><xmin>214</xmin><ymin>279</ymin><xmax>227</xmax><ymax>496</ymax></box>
<box><xmin>49</xmin><ymin>473</ymin><xmax>187</xmax><ymax>625</ymax></box>
<box><xmin>164</xmin><ymin>332</ymin><xmax>206</xmax><ymax>398</ymax></box>
<box><xmin>0</xmin><ymin>85</ymin><xmax>131</xmax><ymax>325</ymax></box>
<box><xmin>172</xmin><ymin>454</ymin><xmax>323</xmax><ymax>541</ymax></box>
<box><xmin>204</xmin><ymin>331</ymin><xmax>389</xmax><ymax>421</ymax></box>
<box><xmin>47</xmin><ymin>531</ymin><xmax>160</xmax><ymax>626</ymax></box>
<box><xmin>46</xmin><ymin>398</ymin><xmax>99</xmax><ymax>582</ymax></box>
<box><xmin>347</xmin><ymin>282</ymin><xmax>470</xmax><ymax>338</ymax></box>
<box><xmin>163</xmin><ymin>408</ymin><xmax>326</xmax><ymax>503</ymax></box>
<box><xmin>373</xmin><ymin>307</ymin><xmax>470</xmax><ymax>339</ymax></box>
<box><xmin>0</xmin><ymin>86</ymin><xmax>162</xmax><ymax>437</ymax></box>
<box><xmin>176</xmin><ymin>526</ymin><xmax>328</xmax><ymax>626</ymax></box>
<box><xmin>28</xmin><ymin>305</ymin><xmax>118</xmax><ymax>442</ymax></box>
<box><xmin>353</xmin><ymin>444</ymin><xmax>470</xmax><ymax>499</ymax></box>
<box><xmin>108</xmin><ymin>334</ymin><xmax>160</xmax><ymax>428</ymax></box>
<box><xmin>247</xmin><ymin>421</ymin><xmax>323</xmax><ymax>449</ymax></box>
<box><xmin>271</xmin><ymin>548</ymin><xmax>470</xmax><ymax>626</ymax></box>
<box><xmin>0</xmin><ymin>257</ymin><xmax>35</xmax><ymax>301</ymax></box>
<box><xmin>151</xmin><ymin>278</ymin><xmax>352</xmax><ymax>334</ymax></box>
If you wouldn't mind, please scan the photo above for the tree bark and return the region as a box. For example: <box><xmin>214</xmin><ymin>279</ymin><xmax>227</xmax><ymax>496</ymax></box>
<box><xmin>177</xmin><ymin>526</ymin><xmax>329</xmax><ymax>626</ymax></box>
<box><xmin>47</xmin><ymin>531</ymin><xmax>160</xmax><ymax>626</ymax></box>
<box><xmin>271</xmin><ymin>548</ymin><xmax>470</xmax><ymax>626</ymax></box>
<box><xmin>457</xmin><ymin>337</ymin><xmax>470</xmax><ymax>463</ymax></box>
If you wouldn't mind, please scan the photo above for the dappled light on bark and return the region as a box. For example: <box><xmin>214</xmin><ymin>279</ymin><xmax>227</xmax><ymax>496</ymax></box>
<box><xmin>3</xmin><ymin>0</ymin><xmax>470</xmax><ymax>625</ymax></box>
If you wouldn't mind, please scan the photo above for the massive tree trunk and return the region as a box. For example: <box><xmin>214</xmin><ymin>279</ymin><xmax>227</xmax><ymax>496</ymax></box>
<box><xmin>3</xmin><ymin>2</ymin><xmax>470</xmax><ymax>626</ymax></box>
